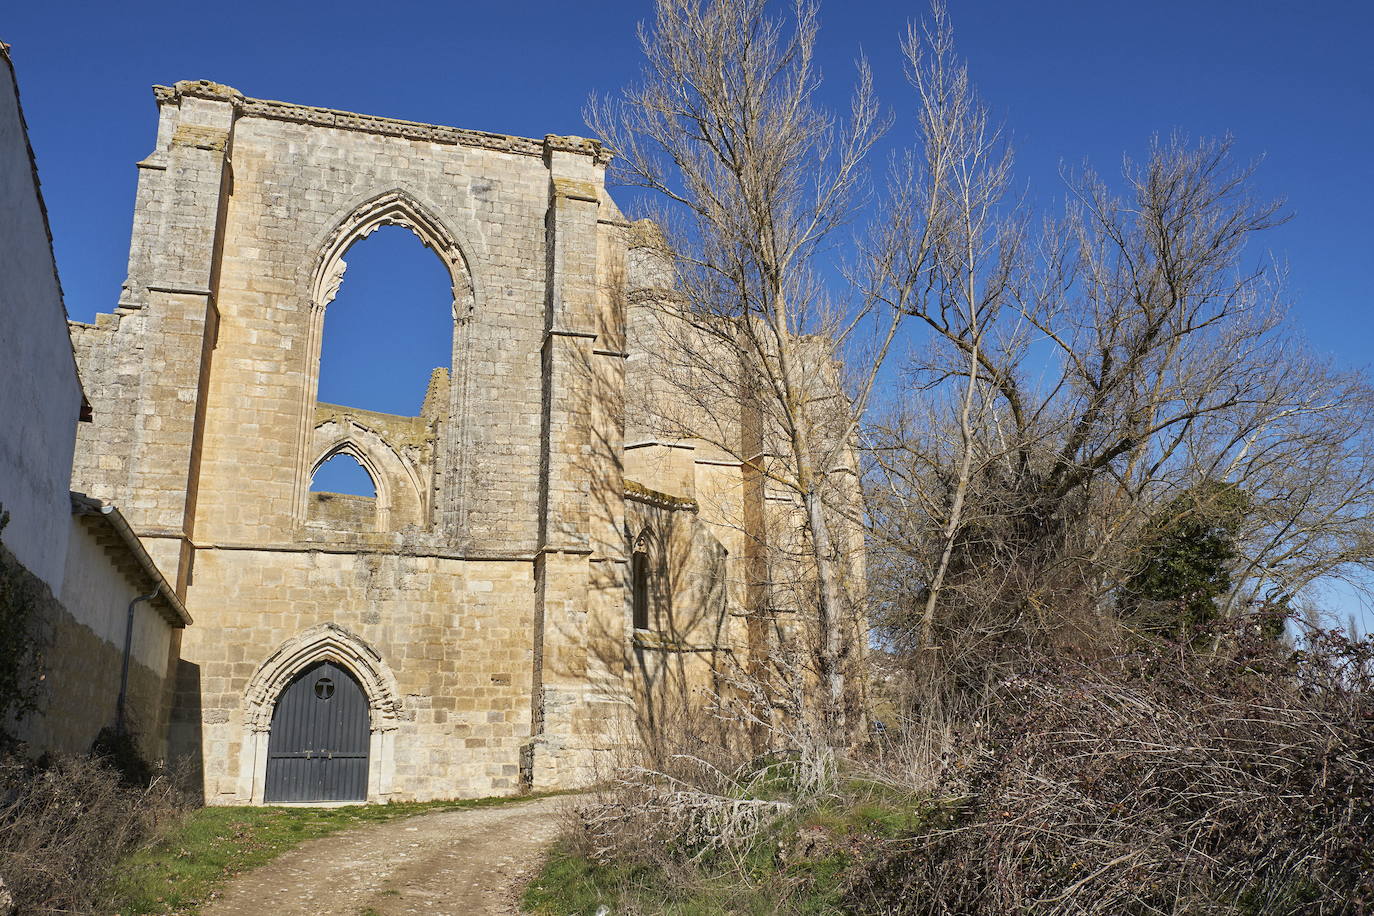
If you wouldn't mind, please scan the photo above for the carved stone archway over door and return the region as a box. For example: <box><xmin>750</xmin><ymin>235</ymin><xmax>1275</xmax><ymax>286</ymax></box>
<box><xmin>240</xmin><ymin>623</ymin><xmax>401</xmax><ymax>803</ymax></box>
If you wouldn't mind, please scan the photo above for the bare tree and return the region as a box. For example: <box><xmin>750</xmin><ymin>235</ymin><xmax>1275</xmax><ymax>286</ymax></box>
<box><xmin>868</xmin><ymin>129</ymin><xmax>1374</xmax><ymax>660</ymax></box>
<box><xmin>867</xmin><ymin>8</ymin><xmax>1022</xmax><ymax>651</ymax></box>
<box><xmin>589</xmin><ymin>0</ymin><xmax>908</xmax><ymax>746</ymax></box>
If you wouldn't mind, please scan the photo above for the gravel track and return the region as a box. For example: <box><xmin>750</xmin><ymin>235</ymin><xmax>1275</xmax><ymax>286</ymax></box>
<box><xmin>198</xmin><ymin>795</ymin><xmax>570</xmax><ymax>916</ymax></box>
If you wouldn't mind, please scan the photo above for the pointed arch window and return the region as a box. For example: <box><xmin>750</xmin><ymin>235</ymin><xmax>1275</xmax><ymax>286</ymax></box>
<box><xmin>632</xmin><ymin>529</ymin><xmax>653</xmax><ymax>630</ymax></box>
<box><xmin>308</xmin><ymin>452</ymin><xmax>377</xmax><ymax>530</ymax></box>
<box><xmin>316</xmin><ymin>225</ymin><xmax>453</xmax><ymax>417</ymax></box>
<box><xmin>296</xmin><ymin>189</ymin><xmax>478</xmax><ymax>534</ymax></box>
<box><xmin>311</xmin><ymin>452</ymin><xmax>376</xmax><ymax>497</ymax></box>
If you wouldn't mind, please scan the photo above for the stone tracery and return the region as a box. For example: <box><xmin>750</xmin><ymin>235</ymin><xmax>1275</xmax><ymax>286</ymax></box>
<box><xmin>295</xmin><ymin>189</ymin><xmax>467</xmax><ymax>534</ymax></box>
<box><xmin>309</xmin><ymin>189</ymin><xmax>477</xmax><ymax>320</ymax></box>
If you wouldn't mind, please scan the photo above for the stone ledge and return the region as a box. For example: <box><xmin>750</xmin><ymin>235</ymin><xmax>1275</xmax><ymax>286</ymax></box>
<box><xmin>315</xmin><ymin>401</ymin><xmax>433</xmax><ymax>450</ymax></box>
<box><xmin>631</xmin><ymin>629</ymin><xmax>731</xmax><ymax>654</ymax></box>
<box><xmin>153</xmin><ymin>79</ymin><xmax>242</xmax><ymax>104</ymax></box>
<box><xmin>188</xmin><ymin>541</ymin><xmax>539</xmax><ymax>563</ymax></box>
<box><xmin>624</xmin><ymin>478</ymin><xmax>697</xmax><ymax>512</ymax></box>
<box><xmin>153</xmin><ymin>81</ymin><xmax>611</xmax><ymax>162</ymax></box>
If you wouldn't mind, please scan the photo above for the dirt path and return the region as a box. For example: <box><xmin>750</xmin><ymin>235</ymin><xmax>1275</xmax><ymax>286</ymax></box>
<box><xmin>199</xmin><ymin>796</ymin><xmax>571</xmax><ymax>916</ymax></box>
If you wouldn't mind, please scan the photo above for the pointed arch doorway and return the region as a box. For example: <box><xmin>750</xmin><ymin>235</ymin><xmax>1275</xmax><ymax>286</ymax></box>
<box><xmin>264</xmin><ymin>661</ymin><xmax>369</xmax><ymax>802</ymax></box>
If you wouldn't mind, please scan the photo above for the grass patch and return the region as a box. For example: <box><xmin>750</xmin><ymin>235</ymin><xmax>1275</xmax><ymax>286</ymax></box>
<box><xmin>523</xmin><ymin>827</ymin><xmax>853</xmax><ymax>915</ymax></box>
<box><xmin>522</xmin><ymin>841</ymin><xmax>624</xmax><ymax>915</ymax></box>
<box><xmin>110</xmin><ymin>791</ymin><xmax>564</xmax><ymax>915</ymax></box>
<box><xmin>523</xmin><ymin>850</ymin><xmax>849</xmax><ymax>915</ymax></box>
<box><xmin>522</xmin><ymin>787</ymin><xmax>950</xmax><ymax>915</ymax></box>
<box><xmin>522</xmin><ymin>843</ymin><xmax>803</xmax><ymax>916</ymax></box>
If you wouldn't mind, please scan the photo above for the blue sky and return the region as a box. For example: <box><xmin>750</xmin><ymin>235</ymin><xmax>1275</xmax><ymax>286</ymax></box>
<box><xmin>4</xmin><ymin>1</ymin><xmax>1371</xmax><ymax>619</ymax></box>
<box><xmin>6</xmin><ymin>1</ymin><xmax>1370</xmax><ymax>353</ymax></box>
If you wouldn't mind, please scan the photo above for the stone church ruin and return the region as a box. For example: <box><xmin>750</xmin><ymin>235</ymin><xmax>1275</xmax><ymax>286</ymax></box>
<box><xmin>62</xmin><ymin>79</ymin><xmax>813</xmax><ymax>803</ymax></box>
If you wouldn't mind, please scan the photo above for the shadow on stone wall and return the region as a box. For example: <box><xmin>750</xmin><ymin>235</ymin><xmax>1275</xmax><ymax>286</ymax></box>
<box><xmin>168</xmin><ymin>659</ymin><xmax>204</xmax><ymax>797</ymax></box>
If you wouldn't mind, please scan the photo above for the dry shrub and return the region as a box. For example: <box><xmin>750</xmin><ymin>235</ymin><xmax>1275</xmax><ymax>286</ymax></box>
<box><xmin>566</xmin><ymin>621</ymin><xmax>1372</xmax><ymax>915</ymax></box>
<box><xmin>0</xmin><ymin>751</ymin><xmax>189</xmax><ymax>914</ymax></box>
<box><xmin>572</xmin><ymin>675</ymin><xmax>829</xmax><ymax>874</ymax></box>
<box><xmin>850</xmin><ymin>620</ymin><xmax>1374</xmax><ymax>915</ymax></box>
<box><xmin>580</xmin><ymin>759</ymin><xmax>794</xmax><ymax>866</ymax></box>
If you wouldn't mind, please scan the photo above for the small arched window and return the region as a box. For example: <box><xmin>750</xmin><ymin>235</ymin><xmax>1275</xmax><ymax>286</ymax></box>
<box><xmin>310</xmin><ymin>452</ymin><xmax>376</xmax><ymax>497</ymax></box>
<box><xmin>308</xmin><ymin>452</ymin><xmax>377</xmax><ymax>530</ymax></box>
<box><xmin>631</xmin><ymin>530</ymin><xmax>652</xmax><ymax>630</ymax></box>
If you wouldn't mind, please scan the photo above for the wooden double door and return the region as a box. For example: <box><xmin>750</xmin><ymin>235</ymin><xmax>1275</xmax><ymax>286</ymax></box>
<box><xmin>264</xmin><ymin>661</ymin><xmax>369</xmax><ymax>802</ymax></box>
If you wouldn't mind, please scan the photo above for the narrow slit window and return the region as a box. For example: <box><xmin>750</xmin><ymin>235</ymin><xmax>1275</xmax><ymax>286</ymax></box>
<box><xmin>632</xmin><ymin>546</ymin><xmax>651</xmax><ymax>630</ymax></box>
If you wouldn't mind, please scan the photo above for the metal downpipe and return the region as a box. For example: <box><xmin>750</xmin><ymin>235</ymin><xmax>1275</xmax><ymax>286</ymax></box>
<box><xmin>115</xmin><ymin>584</ymin><xmax>161</xmax><ymax>734</ymax></box>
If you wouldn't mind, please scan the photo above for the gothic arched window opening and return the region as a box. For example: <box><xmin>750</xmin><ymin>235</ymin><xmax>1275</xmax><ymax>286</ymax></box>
<box><xmin>632</xmin><ymin>529</ymin><xmax>653</xmax><ymax>630</ymax></box>
<box><xmin>308</xmin><ymin>453</ymin><xmax>377</xmax><ymax>529</ymax></box>
<box><xmin>311</xmin><ymin>452</ymin><xmax>375</xmax><ymax>497</ymax></box>
<box><xmin>318</xmin><ymin>225</ymin><xmax>453</xmax><ymax>417</ymax></box>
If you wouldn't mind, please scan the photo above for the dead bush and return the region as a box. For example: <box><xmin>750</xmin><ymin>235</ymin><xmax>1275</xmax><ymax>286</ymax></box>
<box><xmin>575</xmin><ymin>684</ymin><xmax>807</xmax><ymax>872</ymax></box>
<box><xmin>0</xmin><ymin>750</ymin><xmax>189</xmax><ymax>914</ymax></box>
<box><xmin>580</xmin><ymin>760</ymin><xmax>795</xmax><ymax>867</ymax></box>
<box><xmin>847</xmin><ymin>621</ymin><xmax>1374</xmax><ymax>915</ymax></box>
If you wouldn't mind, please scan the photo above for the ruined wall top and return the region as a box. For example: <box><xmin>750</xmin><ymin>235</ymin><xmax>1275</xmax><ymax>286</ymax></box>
<box><xmin>151</xmin><ymin>79</ymin><xmax>612</xmax><ymax>164</ymax></box>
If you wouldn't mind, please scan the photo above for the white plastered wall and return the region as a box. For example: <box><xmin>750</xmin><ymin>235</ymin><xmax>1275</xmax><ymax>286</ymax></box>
<box><xmin>0</xmin><ymin>49</ymin><xmax>85</xmax><ymax>593</ymax></box>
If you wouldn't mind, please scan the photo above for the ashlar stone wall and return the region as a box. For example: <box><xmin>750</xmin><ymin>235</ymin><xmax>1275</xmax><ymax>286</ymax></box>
<box><xmin>71</xmin><ymin>80</ymin><xmax>769</xmax><ymax>803</ymax></box>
